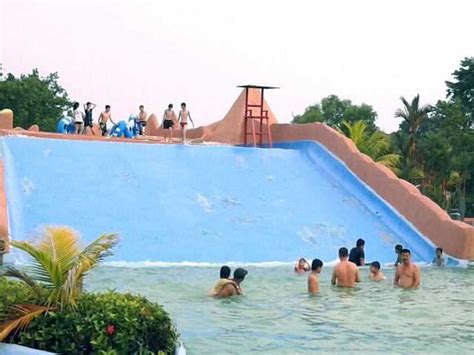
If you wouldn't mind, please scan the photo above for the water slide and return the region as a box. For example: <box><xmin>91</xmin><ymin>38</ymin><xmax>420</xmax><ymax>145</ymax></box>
<box><xmin>0</xmin><ymin>135</ymin><xmax>442</xmax><ymax>264</ymax></box>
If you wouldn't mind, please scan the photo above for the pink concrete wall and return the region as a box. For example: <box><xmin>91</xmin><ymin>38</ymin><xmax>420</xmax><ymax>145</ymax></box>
<box><xmin>271</xmin><ymin>122</ymin><xmax>474</xmax><ymax>260</ymax></box>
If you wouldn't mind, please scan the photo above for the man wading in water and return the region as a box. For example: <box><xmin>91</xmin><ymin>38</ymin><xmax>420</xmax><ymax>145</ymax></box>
<box><xmin>393</xmin><ymin>249</ymin><xmax>421</xmax><ymax>289</ymax></box>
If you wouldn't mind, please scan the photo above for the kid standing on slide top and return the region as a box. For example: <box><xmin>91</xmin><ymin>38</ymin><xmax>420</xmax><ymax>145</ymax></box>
<box><xmin>162</xmin><ymin>104</ymin><xmax>176</xmax><ymax>143</ymax></box>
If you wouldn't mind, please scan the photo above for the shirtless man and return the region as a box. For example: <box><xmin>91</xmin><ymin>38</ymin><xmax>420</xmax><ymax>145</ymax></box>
<box><xmin>214</xmin><ymin>268</ymin><xmax>248</xmax><ymax>298</ymax></box>
<box><xmin>331</xmin><ymin>247</ymin><xmax>361</xmax><ymax>287</ymax></box>
<box><xmin>162</xmin><ymin>104</ymin><xmax>176</xmax><ymax>143</ymax></box>
<box><xmin>308</xmin><ymin>259</ymin><xmax>323</xmax><ymax>295</ymax></box>
<box><xmin>98</xmin><ymin>105</ymin><xmax>115</xmax><ymax>136</ymax></box>
<box><xmin>177</xmin><ymin>102</ymin><xmax>194</xmax><ymax>142</ymax></box>
<box><xmin>368</xmin><ymin>261</ymin><xmax>385</xmax><ymax>281</ymax></box>
<box><xmin>393</xmin><ymin>249</ymin><xmax>420</xmax><ymax>289</ymax></box>
<box><xmin>138</xmin><ymin>105</ymin><xmax>147</xmax><ymax>135</ymax></box>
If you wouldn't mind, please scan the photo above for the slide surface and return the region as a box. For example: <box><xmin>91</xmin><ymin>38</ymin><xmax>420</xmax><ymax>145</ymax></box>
<box><xmin>1</xmin><ymin>136</ymin><xmax>436</xmax><ymax>263</ymax></box>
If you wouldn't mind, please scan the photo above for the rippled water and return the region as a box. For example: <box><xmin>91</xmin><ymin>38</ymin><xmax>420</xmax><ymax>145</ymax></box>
<box><xmin>85</xmin><ymin>265</ymin><xmax>474</xmax><ymax>354</ymax></box>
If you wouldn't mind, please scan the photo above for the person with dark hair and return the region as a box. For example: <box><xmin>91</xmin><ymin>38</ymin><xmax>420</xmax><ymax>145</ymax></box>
<box><xmin>349</xmin><ymin>238</ymin><xmax>365</xmax><ymax>266</ymax></box>
<box><xmin>72</xmin><ymin>102</ymin><xmax>84</xmax><ymax>134</ymax></box>
<box><xmin>369</xmin><ymin>261</ymin><xmax>385</xmax><ymax>281</ymax></box>
<box><xmin>209</xmin><ymin>265</ymin><xmax>231</xmax><ymax>296</ymax></box>
<box><xmin>137</xmin><ymin>105</ymin><xmax>148</xmax><ymax>135</ymax></box>
<box><xmin>294</xmin><ymin>257</ymin><xmax>310</xmax><ymax>273</ymax></box>
<box><xmin>394</xmin><ymin>244</ymin><xmax>403</xmax><ymax>266</ymax></box>
<box><xmin>394</xmin><ymin>249</ymin><xmax>421</xmax><ymax>288</ymax></box>
<box><xmin>331</xmin><ymin>247</ymin><xmax>361</xmax><ymax>287</ymax></box>
<box><xmin>83</xmin><ymin>102</ymin><xmax>96</xmax><ymax>135</ymax></box>
<box><xmin>308</xmin><ymin>259</ymin><xmax>323</xmax><ymax>295</ymax></box>
<box><xmin>214</xmin><ymin>268</ymin><xmax>248</xmax><ymax>298</ymax></box>
<box><xmin>432</xmin><ymin>247</ymin><xmax>446</xmax><ymax>267</ymax></box>
<box><xmin>162</xmin><ymin>104</ymin><xmax>176</xmax><ymax>143</ymax></box>
<box><xmin>178</xmin><ymin>102</ymin><xmax>194</xmax><ymax>143</ymax></box>
<box><xmin>98</xmin><ymin>105</ymin><xmax>115</xmax><ymax>136</ymax></box>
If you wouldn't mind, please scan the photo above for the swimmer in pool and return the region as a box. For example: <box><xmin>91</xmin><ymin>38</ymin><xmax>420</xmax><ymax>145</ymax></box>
<box><xmin>331</xmin><ymin>247</ymin><xmax>361</xmax><ymax>287</ymax></box>
<box><xmin>308</xmin><ymin>259</ymin><xmax>323</xmax><ymax>295</ymax></box>
<box><xmin>294</xmin><ymin>258</ymin><xmax>310</xmax><ymax>273</ymax></box>
<box><xmin>209</xmin><ymin>265</ymin><xmax>231</xmax><ymax>296</ymax></box>
<box><xmin>393</xmin><ymin>249</ymin><xmax>421</xmax><ymax>289</ymax></box>
<box><xmin>214</xmin><ymin>268</ymin><xmax>248</xmax><ymax>298</ymax></box>
<box><xmin>368</xmin><ymin>261</ymin><xmax>385</xmax><ymax>281</ymax></box>
<box><xmin>394</xmin><ymin>244</ymin><xmax>403</xmax><ymax>266</ymax></box>
<box><xmin>432</xmin><ymin>247</ymin><xmax>446</xmax><ymax>267</ymax></box>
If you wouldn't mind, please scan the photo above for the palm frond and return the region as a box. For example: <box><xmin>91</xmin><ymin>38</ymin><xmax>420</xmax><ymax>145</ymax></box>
<box><xmin>11</xmin><ymin>240</ymin><xmax>59</xmax><ymax>287</ymax></box>
<box><xmin>36</xmin><ymin>227</ymin><xmax>81</xmax><ymax>280</ymax></box>
<box><xmin>61</xmin><ymin>233</ymin><xmax>118</xmax><ymax>311</ymax></box>
<box><xmin>2</xmin><ymin>267</ymin><xmax>43</xmax><ymax>299</ymax></box>
<box><xmin>0</xmin><ymin>304</ymin><xmax>49</xmax><ymax>341</ymax></box>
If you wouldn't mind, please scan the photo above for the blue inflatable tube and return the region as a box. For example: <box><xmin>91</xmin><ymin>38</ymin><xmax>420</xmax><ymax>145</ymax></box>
<box><xmin>56</xmin><ymin>117</ymin><xmax>75</xmax><ymax>134</ymax></box>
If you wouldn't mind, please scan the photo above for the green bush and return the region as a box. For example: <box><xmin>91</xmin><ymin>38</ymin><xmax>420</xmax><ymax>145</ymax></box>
<box><xmin>5</xmin><ymin>290</ymin><xmax>178</xmax><ymax>354</ymax></box>
<box><xmin>0</xmin><ymin>277</ymin><xmax>39</xmax><ymax>314</ymax></box>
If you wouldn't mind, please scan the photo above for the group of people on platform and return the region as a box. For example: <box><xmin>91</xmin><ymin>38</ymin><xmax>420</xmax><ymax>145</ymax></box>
<box><xmin>209</xmin><ymin>239</ymin><xmax>447</xmax><ymax>298</ymax></box>
<box><xmin>69</xmin><ymin>102</ymin><xmax>194</xmax><ymax>142</ymax></box>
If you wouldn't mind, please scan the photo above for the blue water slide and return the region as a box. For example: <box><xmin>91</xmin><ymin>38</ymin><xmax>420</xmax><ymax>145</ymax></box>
<box><xmin>0</xmin><ymin>136</ymin><xmax>443</xmax><ymax>264</ymax></box>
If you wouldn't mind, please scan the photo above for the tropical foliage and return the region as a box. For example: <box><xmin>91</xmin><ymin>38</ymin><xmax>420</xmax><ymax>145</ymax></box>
<box><xmin>0</xmin><ymin>227</ymin><xmax>118</xmax><ymax>341</ymax></box>
<box><xmin>293</xmin><ymin>57</ymin><xmax>474</xmax><ymax>217</ymax></box>
<box><xmin>0</xmin><ymin>68</ymin><xmax>71</xmax><ymax>131</ymax></box>
<box><xmin>340</xmin><ymin>120</ymin><xmax>400</xmax><ymax>172</ymax></box>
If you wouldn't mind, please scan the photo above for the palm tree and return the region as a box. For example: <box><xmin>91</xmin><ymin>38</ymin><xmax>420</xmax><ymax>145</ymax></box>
<box><xmin>0</xmin><ymin>227</ymin><xmax>118</xmax><ymax>341</ymax></box>
<box><xmin>394</xmin><ymin>94</ymin><xmax>431</xmax><ymax>162</ymax></box>
<box><xmin>341</xmin><ymin>120</ymin><xmax>400</xmax><ymax>172</ymax></box>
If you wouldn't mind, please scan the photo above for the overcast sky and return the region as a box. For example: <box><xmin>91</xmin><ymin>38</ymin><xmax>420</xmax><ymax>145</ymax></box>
<box><xmin>1</xmin><ymin>0</ymin><xmax>473</xmax><ymax>132</ymax></box>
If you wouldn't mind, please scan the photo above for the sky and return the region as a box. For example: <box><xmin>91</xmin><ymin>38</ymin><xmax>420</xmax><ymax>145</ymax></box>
<box><xmin>1</xmin><ymin>0</ymin><xmax>473</xmax><ymax>132</ymax></box>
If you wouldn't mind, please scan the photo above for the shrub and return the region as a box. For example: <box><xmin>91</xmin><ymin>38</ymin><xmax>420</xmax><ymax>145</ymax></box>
<box><xmin>0</xmin><ymin>277</ymin><xmax>39</xmax><ymax>315</ymax></box>
<box><xmin>7</xmin><ymin>291</ymin><xmax>178</xmax><ymax>354</ymax></box>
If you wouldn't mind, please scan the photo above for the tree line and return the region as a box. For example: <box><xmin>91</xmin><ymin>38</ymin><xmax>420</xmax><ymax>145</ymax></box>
<box><xmin>293</xmin><ymin>57</ymin><xmax>474</xmax><ymax>218</ymax></box>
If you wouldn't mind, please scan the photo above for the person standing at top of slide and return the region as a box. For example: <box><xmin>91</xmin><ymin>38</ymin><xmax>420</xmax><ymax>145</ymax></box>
<box><xmin>331</xmin><ymin>247</ymin><xmax>361</xmax><ymax>287</ymax></box>
<box><xmin>162</xmin><ymin>104</ymin><xmax>176</xmax><ymax>143</ymax></box>
<box><xmin>72</xmin><ymin>102</ymin><xmax>84</xmax><ymax>134</ymax></box>
<box><xmin>98</xmin><ymin>105</ymin><xmax>115</xmax><ymax>136</ymax></box>
<box><xmin>83</xmin><ymin>102</ymin><xmax>97</xmax><ymax>135</ymax></box>
<box><xmin>178</xmin><ymin>102</ymin><xmax>194</xmax><ymax>142</ymax></box>
<box><xmin>137</xmin><ymin>105</ymin><xmax>148</xmax><ymax>135</ymax></box>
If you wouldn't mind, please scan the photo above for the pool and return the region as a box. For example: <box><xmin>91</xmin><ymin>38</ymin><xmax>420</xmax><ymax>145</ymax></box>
<box><xmin>85</xmin><ymin>264</ymin><xmax>474</xmax><ymax>354</ymax></box>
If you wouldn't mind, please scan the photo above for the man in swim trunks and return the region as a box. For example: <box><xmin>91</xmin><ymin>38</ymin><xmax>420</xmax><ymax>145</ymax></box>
<box><xmin>432</xmin><ymin>247</ymin><xmax>446</xmax><ymax>267</ymax></box>
<box><xmin>98</xmin><ymin>105</ymin><xmax>115</xmax><ymax>136</ymax></box>
<box><xmin>368</xmin><ymin>261</ymin><xmax>385</xmax><ymax>281</ymax></box>
<box><xmin>162</xmin><ymin>104</ymin><xmax>176</xmax><ymax>143</ymax></box>
<box><xmin>394</xmin><ymin>244</ymin><xmax>403</xmax><ymax>266</ymax></box>
<box><xmin>331</xmin><ymin>247</ymin><xmax>361</xmax><ymax>287</ymax></box>
<box><xmin>294</xmin><ymin>258</ymin><xmax>310</xmax><ymax>273</ymax></box>
<box><xmin>209</xmin><ymin>265</ymin><xmax>231</xmax><ymax>296</ymax></box>
<box><xmin>393</xmin><ymin>249</ymin><xmax>421</xmax><ymax>289</ymax></box>
<box><xmin>308</xmin><ymin>259</ymin><xmax>323</xmax><ymax>295</ymax></box>
<box><xmin>349</xmin><ymin>238</ymin><xmax>365</xmax><ymax>266</ymax></box>
<box><xmin>214</xmin><ymin>268</ymin><xmax>248</xmax><ymax>298</ymax></box>
<box><xmin>177</xmin><ymin>102</ymin><xmax>194</xmax><ymax>142</ymax></box>
<box><xmin>138</xmin><ymin>105</ymin><xmax>148</xmax><ymax>135</ymax></box>
<box><xmin>83</xmin><ymin>101</ymin><xmax>96</xmax><ymax>135</ymax></box>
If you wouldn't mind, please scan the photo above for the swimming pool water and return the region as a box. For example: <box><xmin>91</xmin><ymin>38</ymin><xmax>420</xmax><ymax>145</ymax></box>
<box><xmin>85</xmin><ymin>265</ymin><xmax>474</xmax><ymax>354</ymax></box>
